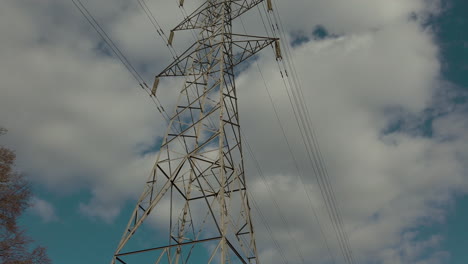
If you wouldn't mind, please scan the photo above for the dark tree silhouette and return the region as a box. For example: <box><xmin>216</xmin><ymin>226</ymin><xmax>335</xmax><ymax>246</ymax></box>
<box><xmin>0</xmin><ymin>128</ymin><xmax>51</xmax><ymax>264</ymax></box>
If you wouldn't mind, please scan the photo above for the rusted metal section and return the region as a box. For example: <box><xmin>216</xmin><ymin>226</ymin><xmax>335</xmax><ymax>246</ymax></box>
<box><xmin>151</xmin><ymin>77</ymin><xmax>159</xmax><ymax>96</ymax></box>
<box><xmin>275</xmin><ymin>39</ymin><xmax>283</xmax><ymax>60</ymax></box>
<box><xmin>267</xmin><ymin>0</ymin><xmax>273</xmax><ymax>11</ymax></box>
<box><xmin>168</xmin><ymin>30</ymin><xmax>175</xmax><ymax>46</ymax></box>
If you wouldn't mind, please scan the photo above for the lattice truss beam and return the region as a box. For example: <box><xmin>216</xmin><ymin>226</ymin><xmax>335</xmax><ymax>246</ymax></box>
<box><xmin>173</xmin><ymin>0</ymin><xmax>265</xmax><ymax>31</ymax></box>
<box><xmin>111</xmin><ymin>0</ymin><xmax>279</xmax><ymax>263</ymax></box>
<box><xmin>157</xmin><ymin>34</ymin><xmax>276</xmax><ymax>77</ymax></box>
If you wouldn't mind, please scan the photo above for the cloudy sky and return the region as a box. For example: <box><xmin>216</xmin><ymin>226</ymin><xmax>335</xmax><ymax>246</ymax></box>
<box><xmin>1</xmin><ymin>0</ymin><xmax>467</xmax><ymax>263</ymax></box>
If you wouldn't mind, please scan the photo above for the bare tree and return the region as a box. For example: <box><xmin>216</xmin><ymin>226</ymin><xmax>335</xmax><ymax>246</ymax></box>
<box><xmin>0</xmin><ymin>128</ymin><xmax>51</xmax><ymax>264</ymax></box>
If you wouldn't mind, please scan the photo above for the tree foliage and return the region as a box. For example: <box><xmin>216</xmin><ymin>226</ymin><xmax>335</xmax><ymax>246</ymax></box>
<box><xmin>0</xmin><ymin>128</ymin><xmax>51</xmax><ymax>264</ymax></box>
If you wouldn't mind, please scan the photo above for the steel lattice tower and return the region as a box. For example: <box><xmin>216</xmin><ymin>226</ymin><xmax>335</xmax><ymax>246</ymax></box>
<box><xmin>111</xmin><ymin>0</ymin><xmax>280</xmax><ymax>263</ymax></box>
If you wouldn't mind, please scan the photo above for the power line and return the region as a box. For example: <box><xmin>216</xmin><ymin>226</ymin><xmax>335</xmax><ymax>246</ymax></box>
<box><xmin>135</xmin><ymin>0</ymin><xmax>179</xmax><ymax>59</ymax></box>
<box><xmin>239</xmin><ymin>14</ymin><xmax>338</xmax><ymax>264</ymax></box>
<box><xmin>266</xmin><ymin>1</ymin><xmax>358</xmax><ymax>263</ymax></box>
<box><xmin>72</xmin><ymin>0</ymin><xmax>143</xmax><ymax>85</ymax></box>
<box><xmin>71</xmin><ymin>0</ymin><xmax>170</xmax><ymax>121</ymax></box>
<box><xmin>254</xmin><ymin>2</ymin><xmax>355</xmax><ymax>262</ymax></box>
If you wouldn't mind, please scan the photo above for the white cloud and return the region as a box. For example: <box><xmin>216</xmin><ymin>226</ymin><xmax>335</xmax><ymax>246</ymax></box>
<box><xmin>29</xmin><ymin>197</ymin><xmax>59</xmax><ymax>223</ymax></box>
<box><xmin>0</xmin><ymin>0</ymin><xmax>467</xmax><ymax>263</ymax></box>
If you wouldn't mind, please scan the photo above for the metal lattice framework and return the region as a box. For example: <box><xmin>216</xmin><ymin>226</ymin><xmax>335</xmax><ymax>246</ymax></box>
<box><xmin>111</xmin><ymin>0</ymin><xmax>279</xmax><ymax>263</ymax></box>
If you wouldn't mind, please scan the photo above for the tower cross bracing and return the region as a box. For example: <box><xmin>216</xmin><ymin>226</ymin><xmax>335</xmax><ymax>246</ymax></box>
<box><xmin>111</xmin><ymin>0</ymin><xmax>279</xmax><ymax>263</ymax></box>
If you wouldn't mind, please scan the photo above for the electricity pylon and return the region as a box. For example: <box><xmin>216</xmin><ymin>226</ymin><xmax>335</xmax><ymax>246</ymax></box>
<box><xmin>111</xmin><ymin>0</ymin><xmax>280</xmax><ymax>263</ymax></box>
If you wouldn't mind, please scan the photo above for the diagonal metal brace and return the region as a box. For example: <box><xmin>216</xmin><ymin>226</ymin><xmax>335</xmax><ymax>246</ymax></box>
<box><xmin>172</xmin><ymin>0</ymin><xmax>265</xmax><ymax>32</ymax></box>
<box><xmin>156</xmin><ymin>34</ymin><xmax>278</xmax><ymax>78</ymax></box>
<box><xmin>230</xmin><ymin>34</ymin><xmax>278</xmax><ymax>66</ymax></box>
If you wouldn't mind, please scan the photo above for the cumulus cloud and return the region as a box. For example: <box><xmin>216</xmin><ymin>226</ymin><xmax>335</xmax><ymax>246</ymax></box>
<box><xmin>1</xmin><ymin>0</ymin><xmax>467</xmax><ymax>264</ymax></box>
<box><xmin>0</xmin><ymin>0</ymin><xmax>174</xmax><ymax>209</ymax></box>
<box><xmin>29</xmin><ymin>197</ymin><xmax>59</xmax><ymax>223</ymax></box>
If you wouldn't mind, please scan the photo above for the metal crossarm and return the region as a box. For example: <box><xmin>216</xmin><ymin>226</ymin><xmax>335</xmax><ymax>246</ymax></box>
<box><xmin>172</xmin><ymin>0</ymin><xmax>265</xmax><ymax>32</ymax></box>
<box><xmin>156</xmin><ymin>34</ymin><xmax>277</xmax><ymax>78</ymax></box>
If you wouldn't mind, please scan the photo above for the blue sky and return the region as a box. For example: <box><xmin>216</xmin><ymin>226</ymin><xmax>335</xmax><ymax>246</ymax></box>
<box><xmin>434</xmin><ymin>1</ymin><xmax>468</xmax><ymax>260</ymax></box>
<box><xmin>431</xmin><ymin>1</ymin><xmax>468</xmax><ymax>262</ymax></box>
<box><xmin>0</xmin><ymin>0</ymin><xmax>467</xmax><ymax>263</ymax></box>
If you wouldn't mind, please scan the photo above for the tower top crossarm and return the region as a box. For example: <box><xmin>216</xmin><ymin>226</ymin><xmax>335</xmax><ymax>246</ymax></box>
<box><xmin>151</xmin><ymin>0</ymin><xmax>280</xmax><ymax>91</ymax></box>
<box><xmin>171</xmin><ymin>0</ymin><xmax>267</xmax><ymax>32</ymax></box>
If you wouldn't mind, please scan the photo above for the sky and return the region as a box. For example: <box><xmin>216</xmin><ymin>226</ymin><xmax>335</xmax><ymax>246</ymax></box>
<box><xmin>0</xmin><ymin>0</ymin><xmax>467</xmax><ymax>263</ymax></box>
